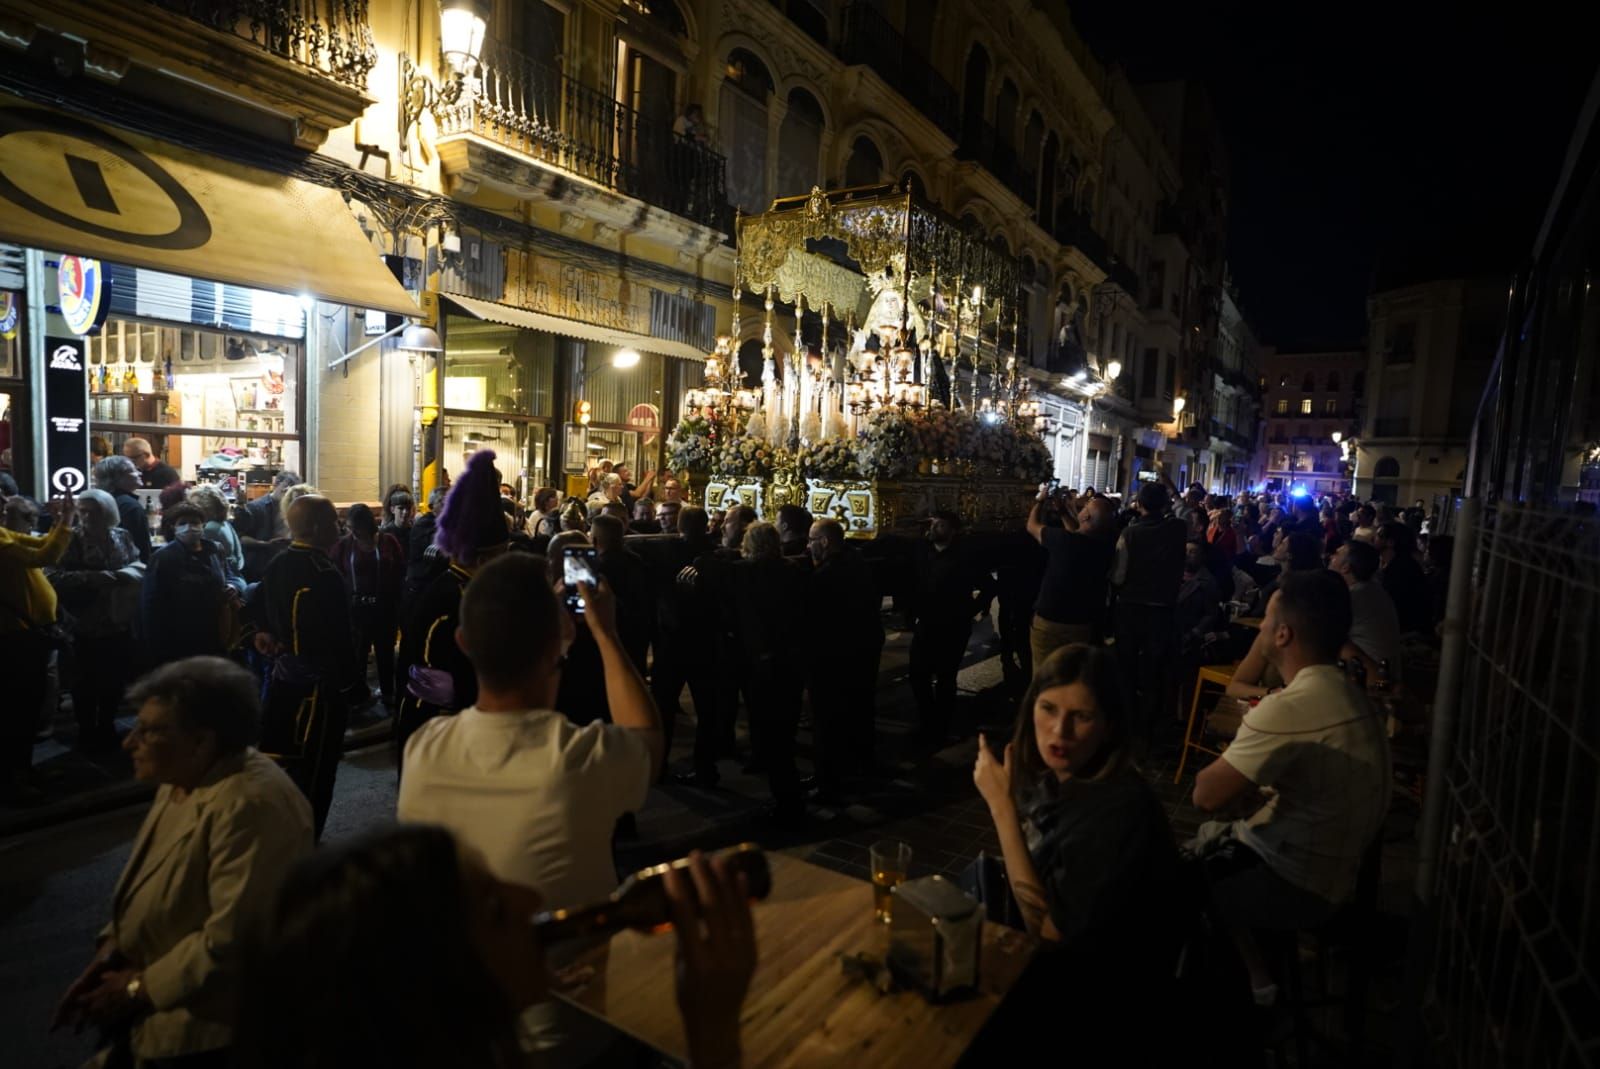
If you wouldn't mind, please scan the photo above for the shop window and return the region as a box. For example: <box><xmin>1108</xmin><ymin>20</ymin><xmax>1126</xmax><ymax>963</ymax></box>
<box><xmin>443</xmin><ymin>317</ymin><xmax>556</xmax><ymax>416</ymax></box>
<box><xmin>87</xmin><ymin>316</ymin><xmax>303</xmax><ymax>501</ymax></box>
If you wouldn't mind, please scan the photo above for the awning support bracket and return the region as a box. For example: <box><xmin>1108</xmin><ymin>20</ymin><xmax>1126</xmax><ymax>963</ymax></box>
<box><xmin>327</xmin><ymin>321</ymin><xmax>407</xmax><ymax>373</ymax></box>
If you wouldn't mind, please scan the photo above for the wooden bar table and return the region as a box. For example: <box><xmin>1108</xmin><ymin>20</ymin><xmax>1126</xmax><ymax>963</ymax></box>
<box><xmin>554</xmin><ymin>853</ymin><xmax>1036</xmax><ymax>1068</ymax></box>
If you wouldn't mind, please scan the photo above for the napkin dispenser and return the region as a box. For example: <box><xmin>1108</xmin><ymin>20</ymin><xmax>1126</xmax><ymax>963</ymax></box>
<box><xmin>886</xmin><ymin>875</ymin><xmax>981</xmax><ymax>1001</ymax></box>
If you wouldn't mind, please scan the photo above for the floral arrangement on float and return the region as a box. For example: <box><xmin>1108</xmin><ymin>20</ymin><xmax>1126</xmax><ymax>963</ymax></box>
<box><xmin>665</xmin><ymin>413</ymin><xmax>721</xmax><ymax>473</ymax></box>
<box><xmin>713</xmin><ymin>435</ymin><xmax>791</xmax><ymax>478</ymax></box>
<box><xmin>969</xmin><ymin>412</ymin><xmax>1055</xmax><ymax>482</ymax></box>
<box><xmin>797</xmin><ymin>437</ymin><xmax>860</xmax><ymax>479</ymax></box>
<box><xmin>855</xmin><ymin>408</ymin><xmax>918</xmax><ymax>479</ymax></box>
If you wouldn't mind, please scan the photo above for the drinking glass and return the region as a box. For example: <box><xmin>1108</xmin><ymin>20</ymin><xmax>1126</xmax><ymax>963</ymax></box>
<box><xmin>870</xmin><ymin>840</ymin><xmax>912</xmax><ymax>924</ymax></box>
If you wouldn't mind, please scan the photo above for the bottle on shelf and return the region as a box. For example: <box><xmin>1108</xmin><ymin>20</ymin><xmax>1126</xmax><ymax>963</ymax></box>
<box><xmin>122</xmin><ymin>365</ymin><xmax>139</xmax><ymax>394</ymax></box>
<box><xmin>530</xmin><ymin>843</ymin><xmax>771</xmax><ymax>946</ymax></box>
<box><xmin>164</xmin><ymin>355</ymin><xmax>175</xmax><ymax>391</ymax></box>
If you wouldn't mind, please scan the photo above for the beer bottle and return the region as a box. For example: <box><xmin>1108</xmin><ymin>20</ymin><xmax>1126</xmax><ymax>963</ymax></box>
<box><xmin>531</xmin><ymin>843</ymin><xmax>771</xmax><ymax>946</ymax></box>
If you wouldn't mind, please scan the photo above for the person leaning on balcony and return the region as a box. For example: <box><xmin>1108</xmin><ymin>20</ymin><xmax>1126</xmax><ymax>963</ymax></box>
<box><xmin>673</xmin><ymin>103</ymin><xmax>708</xmax><ymax>143</ymax></box>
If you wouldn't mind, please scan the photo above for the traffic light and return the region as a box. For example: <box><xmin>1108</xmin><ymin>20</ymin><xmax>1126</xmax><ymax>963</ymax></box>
<box><xmin>574</xmin><ymin>398</ymin><xmax>591</xmax><ymax>426</ymax></box>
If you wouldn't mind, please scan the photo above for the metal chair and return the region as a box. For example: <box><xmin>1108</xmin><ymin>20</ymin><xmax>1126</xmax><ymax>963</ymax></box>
<box><xmin>1175</xmin><ymin>663</ymin><xmax>1237</xmax><ymax>782</ymax></box>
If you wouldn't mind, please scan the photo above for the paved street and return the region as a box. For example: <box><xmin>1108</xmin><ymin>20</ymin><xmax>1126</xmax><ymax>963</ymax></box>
<box><xmin>1</xmin><ymin>612</ymin><xmax>1412</xmax><ymax>1069</ymax></box>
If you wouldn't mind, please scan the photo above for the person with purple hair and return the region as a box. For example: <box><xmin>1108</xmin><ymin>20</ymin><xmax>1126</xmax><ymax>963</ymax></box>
<box><xmin>393</xmin><ymin>450</ymin><xmax>510</xmax><ymax>773</ymax></box>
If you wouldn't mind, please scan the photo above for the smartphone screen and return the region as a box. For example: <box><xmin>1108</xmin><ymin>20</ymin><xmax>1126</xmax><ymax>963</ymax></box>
<box><xmin>563</xmin><ymin>547</ymin><xmax>597</xmax><ymax>614</ymax></box>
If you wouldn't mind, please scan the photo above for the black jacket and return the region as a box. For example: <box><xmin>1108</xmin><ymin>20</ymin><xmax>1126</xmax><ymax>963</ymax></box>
<box><xmin>807</xmin><ymin>547</ymin><xmax>883</xmax><ymax>658</ymax></box>
<box><xmin>729</xmin><ymin>556</ymin><xmax>808</xmax><ymax>665</ymax></box>
<box><xmin>114</xmin><ymin>491</ymin><xmax>154</xmax><ymax>564</ymax></box>
<box><xmin>235</xmin><ymin>493</ymin><xmax>281</xmax><ymax>542</ymax></box>
<box><xmin>253</xmin><ymin>542</ymin><xmax>356</xmax><ymax>689</ymax></box>
<box><xmin>1114</xmin><ymin>514</ymin><xmax>1186</xmax><ymax>608</ymax></box>
<box><xmin>911</xmin><ymin>537</ymin><xmax>991</xmax><ymax>629</ymax></box>
<box><xmin>394</xmin><ymin>561</ymin><xmax>475</xmax><ymax>718</ymax></box>
<box><xmin>141</xmin><ymin>541</ymin><xmax>229</xmax><ymax>664</ymax></box>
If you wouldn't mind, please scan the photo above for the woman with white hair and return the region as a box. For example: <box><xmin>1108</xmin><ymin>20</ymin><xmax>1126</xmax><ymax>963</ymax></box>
<box><xmin>586</xmin><ymin>472</ymin><xmax>623</xmax><ymax>513</ymax></box>
<box><xmin>50</xmin><ymin>489</ymin><xmax>143</xmax><ymax>751</ymax></box>
<box><xmin>93</xmin><ymin>455</ymin><xmax>153</xmax><ymax>564</ymax></box>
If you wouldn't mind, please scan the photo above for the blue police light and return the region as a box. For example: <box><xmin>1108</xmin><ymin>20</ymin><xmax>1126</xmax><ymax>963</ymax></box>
<box><xmin>1289</xmin><ymin>485</ymin><xmax>1310</xmax><ymax>498</ymax></box>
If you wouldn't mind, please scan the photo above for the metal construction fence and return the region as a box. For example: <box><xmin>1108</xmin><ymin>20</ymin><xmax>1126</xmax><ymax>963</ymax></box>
<box><xmin>1416</xmin><ymin>500</ymin><xmax>1600</xmax><ymax>1067</ymax></box>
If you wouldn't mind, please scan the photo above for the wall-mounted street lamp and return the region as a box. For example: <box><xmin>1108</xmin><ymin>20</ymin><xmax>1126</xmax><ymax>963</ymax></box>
<box><xmin>401</xmin><ymin>0</ymin><xmax>492</xmax><ymax>140</ymax></box>
<box><xmin>1172</xmin><ymin>394</ymin><xmax>1187</xmax><ymax>417</ymax></box>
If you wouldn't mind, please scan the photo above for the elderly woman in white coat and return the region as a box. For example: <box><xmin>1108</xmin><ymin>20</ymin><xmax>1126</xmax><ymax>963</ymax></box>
<box><xmin>52</xmin><ymin>656</ymin><xmax>312</xmax><ymax>1067</ymax></box>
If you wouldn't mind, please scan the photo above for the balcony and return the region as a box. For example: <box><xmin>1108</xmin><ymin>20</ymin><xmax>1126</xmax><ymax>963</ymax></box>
<box><xmin>836</xmin><ymin>3</ymin><xmax>960</xmax><ymax>139</ymax></box>
<box><xmin>1055</xmin><ymin>210</ymin><xmax>1111</xmax><ymax>273</ymax></box>
<box><xmin>437</xmin><ymin>39</ymin><xmax>729</xmax><ymax>232</ymax></box>
<box><xmin>2</xmin><ymin>0</ymin><xmax>376</xmax><ymax>147</ymax></box>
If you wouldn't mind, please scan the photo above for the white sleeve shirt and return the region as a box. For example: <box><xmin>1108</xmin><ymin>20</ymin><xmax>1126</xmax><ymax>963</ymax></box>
<box><xmin>398</xmin><ymin>707</ymin><xmax>652</xmax><ymax>911</ymax></box>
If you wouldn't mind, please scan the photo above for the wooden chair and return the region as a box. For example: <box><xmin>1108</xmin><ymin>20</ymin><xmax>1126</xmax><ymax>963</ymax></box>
<box><xmin>1174</xmin><ymin>663</ymin><xmax>1238</xmax><ymax>783</ymax></box>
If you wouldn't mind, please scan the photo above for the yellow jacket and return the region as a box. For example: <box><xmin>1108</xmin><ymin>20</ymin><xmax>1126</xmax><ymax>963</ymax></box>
<box><xmin>0</xmin><ymin>521</ymin><xmax>71</xmax><ymax>635</ymax></box>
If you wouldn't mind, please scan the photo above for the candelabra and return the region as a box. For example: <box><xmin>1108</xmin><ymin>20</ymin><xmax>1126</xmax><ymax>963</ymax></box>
<box><xmin>683</xmin><ymin>336</ymin><xmax>760</xmax><ymax>427</ymax></box>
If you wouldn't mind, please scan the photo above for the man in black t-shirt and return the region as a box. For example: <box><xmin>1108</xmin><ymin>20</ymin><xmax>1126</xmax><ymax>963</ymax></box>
<box><xmin>1026</xmin><ymin>492</ymin><xmax>1116</xmax><ymax>668</ymax></box>
<box><xmin>121</xmin><ymin>437</ymin><xmax>180</xmax><ymax>490</ymax></box>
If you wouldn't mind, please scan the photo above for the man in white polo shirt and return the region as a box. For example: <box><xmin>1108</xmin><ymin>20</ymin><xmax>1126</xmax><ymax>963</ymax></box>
<box><xmin>1193</xmin><ymin>569</ymin><xmax>1390</xmax><ymax>1006</ymax></box>
<box><xmin>398</xmin><ymin>551</ymin><xmax>662</xmax><ymax>911</ymax></box>
<box><xmin>397</xmin><ymin>551</ymin><xmax>663</xmax><ymax>1060</ymax></box>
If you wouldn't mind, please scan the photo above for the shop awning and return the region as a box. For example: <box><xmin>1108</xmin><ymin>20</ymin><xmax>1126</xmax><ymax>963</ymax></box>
<box><xmin>0</xmin><ymin>95</ymin><xmax>416</xmax><ymax>316</ymax></box>
<box><xmin>443</xmin><ymin>293</ymin><xmax>706</xmax><ymax>361</ymax></box>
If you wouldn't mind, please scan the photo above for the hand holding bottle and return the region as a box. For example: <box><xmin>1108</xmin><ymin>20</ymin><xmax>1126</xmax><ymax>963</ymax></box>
<box><xmin>666</xmin><ymin>851</ymin><xmax>755</xmax><ymax>1069</ymax></box>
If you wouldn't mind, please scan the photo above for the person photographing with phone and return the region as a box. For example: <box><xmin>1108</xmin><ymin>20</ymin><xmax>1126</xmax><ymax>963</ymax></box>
<box><xmin>1025</xmin><ymin>484</ymin><xmax>1117</xmax><ymax>668</ymax></box>
<box><xmin>398</xmin><ymin>550</ymin><xmax>664</xmax><ymax>1062</ymax></box>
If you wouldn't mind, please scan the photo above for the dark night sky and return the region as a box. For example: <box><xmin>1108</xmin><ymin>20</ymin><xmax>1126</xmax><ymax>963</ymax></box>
<box><xmin>1056</xmin><ymin>2</ymin><xmax>1597</xmax><ymax>350</ymax></box>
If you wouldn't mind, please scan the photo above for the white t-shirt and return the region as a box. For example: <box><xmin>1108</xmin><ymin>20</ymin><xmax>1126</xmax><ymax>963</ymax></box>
<box><xmin>1346</xmin><ymin>580</ymin><xmax>1402</xmax><ymax>671</ymax></box>
<box><xmin>1222</xmin><ymin>664</ymin><xmax>1391</xmax><ymax>904</ymax></box>
<box><xmin>398</xmin><ymin>707</ymin><xmax>652</xmax><ymax>910</ymax></box>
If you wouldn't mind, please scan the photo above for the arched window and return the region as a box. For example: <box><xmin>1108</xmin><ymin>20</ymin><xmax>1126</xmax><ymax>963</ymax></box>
<box><xmin>1374</xmin><ymin>457</ymin><xmax>1401</xmax><ymax>479</ymax></box>
<box><xmin>776</xmin><ymin>88</ymin><xmax>825</xmax><ymax>196</ymax></box>
<box><xmin>1039</xmin><ymin>132</ymin><xmax>1059</xmax><ymax>227</ymax></box>
<box><xmin>995</xmin><ymin>79</ymin><xmax>1019</xmax><ymax>148</ymax></box>
<box><xmin>961</xmin><ymin>45</ymin><xmax>989</xmax><ymax>150</ymax></box>
<box><xmin>737</xmin><ymin>338</ymin><xmax>766</xmax><ymax>388</ymax></box>
<box><xmin>1302</xmin><ymin>372</ymin><xmax>1316</xmax><ymax>392</ymax></box>
<box><xmin>901</xmin><ymin>169</ymin><xmax>928</xmax><ymax>201</ymax></box>
<box><xmin>1021</xmin><ymin>110</ymin><xmax>1044</xmax><ymax>203</ymax></box>
<box><xmin>843</xmin><ymin>135</ymin><xmax>884</xmax><ymax>187</ymax></box>
<box><xmin>719</xmin><ymin>50</ymin><xmax>774</xmax><ymax>214</ymax></box>
<box><xmin>1326</xmin><ymin>370</ymin><xmax>1340</xmax><ymax>392</ymax></box>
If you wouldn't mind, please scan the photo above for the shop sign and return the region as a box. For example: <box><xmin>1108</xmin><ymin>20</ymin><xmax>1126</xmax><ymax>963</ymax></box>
<box><xmin>627</xmin><ymin>402</ymin><xmax>660</xmax><ymax>446</ymax></box>
<box><xmin>506</xmin><ymin>249</ymin><xmax>643</xmax><ymax>335</ymax></box>
<box><xmin>58</xmin><ymin>255</ymin><xmax>109</xmax><ymax>335</ymax></box>
<box><xmin>0</xmin><ymin>292</ymin><xmax>16</xmax><ymax>340</ymax></box>
<box><xmin>43</xmin><ymin>334</ymin><xmax>89</xmax><ymax>496</ymax></box>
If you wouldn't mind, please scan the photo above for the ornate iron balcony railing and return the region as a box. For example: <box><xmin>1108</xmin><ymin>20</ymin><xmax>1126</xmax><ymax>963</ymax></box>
<box><xmin>440</xmin><ymin>38</ymin><xmax>730</xmax><ymax>231</ymax></box>
<box><xmin>149</xmin><ymin>0</ymin><xmax>376</xmax><ymax>89</ymax></box>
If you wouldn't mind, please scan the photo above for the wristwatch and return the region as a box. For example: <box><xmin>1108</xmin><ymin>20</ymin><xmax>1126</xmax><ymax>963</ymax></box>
<box><xmin>125</xmin><ymin>974</ymin><xmax>144</xmax><ymax>1004</ymax></box>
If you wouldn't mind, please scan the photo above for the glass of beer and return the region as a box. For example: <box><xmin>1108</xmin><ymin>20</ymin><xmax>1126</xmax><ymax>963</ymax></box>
<box><xmin>870</xmin><ymin>840</ymin><xmax>912</xmax><ymax>924</ymax></box>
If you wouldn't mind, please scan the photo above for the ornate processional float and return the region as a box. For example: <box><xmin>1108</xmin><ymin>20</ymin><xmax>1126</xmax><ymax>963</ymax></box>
<box><xmin>666</xmin><ymin>185</ymin><xmax>1054</xmax><ymax>537</ymax></box>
